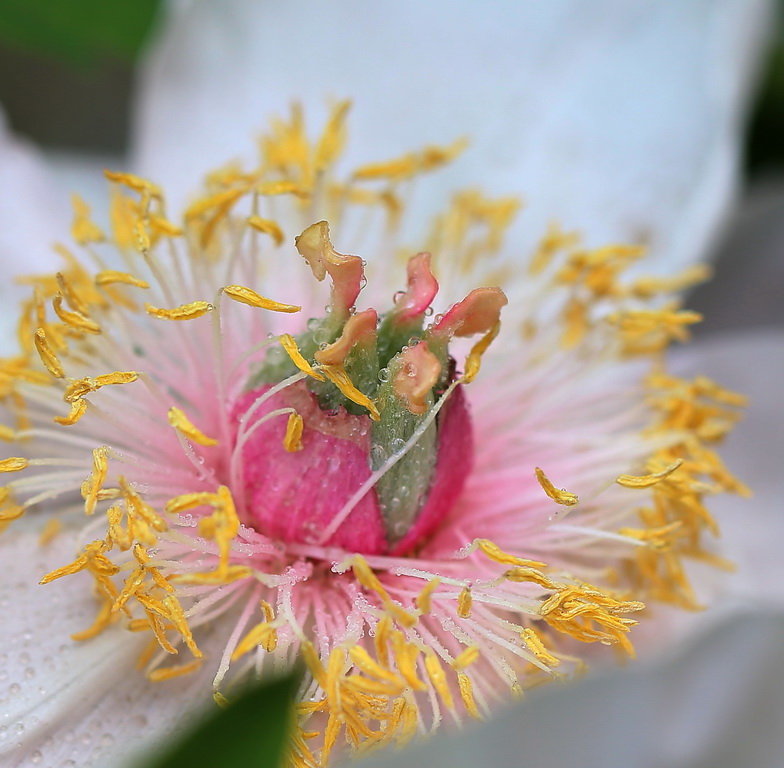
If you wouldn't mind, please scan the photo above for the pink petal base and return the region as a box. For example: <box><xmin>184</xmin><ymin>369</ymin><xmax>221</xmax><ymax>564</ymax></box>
<box><xmin>233</xmin><ymin>382</ymin><xmax>473</xmax><ymax>555</ymax></box>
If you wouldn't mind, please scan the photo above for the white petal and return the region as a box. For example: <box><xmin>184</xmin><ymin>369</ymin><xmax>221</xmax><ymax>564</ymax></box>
<box><xmin>674</xmin><ymin>329</ymin><xmax>784</xmax><ymax>606</ymax></box>
<box><xmin>134</xmin><ymin>0</ymin><xmax>770</xmax><ymax>270</ymax></box>
<box><xmin>358</xmin><ymin>609</ymin><xmax>784</xmax><ymax>768</ymax></box>
<box><xmin>0</xmin><ymin>112</ymin><xmax>68</xmax><ymax>277</ymax></box>
<box><xmin>0</xmin><ymin>529</ymin><xmax>213</xmax><ymax>768</ymax></box>
<box><xmin>0</xmin><ymin>114</ymin><xmax>111</xmax><ymax>357</ymax></box>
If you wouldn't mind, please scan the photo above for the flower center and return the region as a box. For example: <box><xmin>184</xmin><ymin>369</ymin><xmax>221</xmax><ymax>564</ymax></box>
<box><xmin>231</xmin><ymin>222</ymin><xmax>505</xmax><ymax>555</ymax></box>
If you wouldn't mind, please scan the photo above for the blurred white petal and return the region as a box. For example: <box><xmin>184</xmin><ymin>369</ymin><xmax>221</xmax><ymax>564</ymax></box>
<box><xmin>358</xmin><ymin>610</ymin><xmax>784</xmax><ymax>768</ymax></box>
<box><xmin>134</xmin><ymin>0</ymin><xmax>770</xmax><ymax>271</ymax></box>
<box><xmin>0</xmin><ymin>112</ymin><xmax>67</xmax><ymax>277</ymax></box>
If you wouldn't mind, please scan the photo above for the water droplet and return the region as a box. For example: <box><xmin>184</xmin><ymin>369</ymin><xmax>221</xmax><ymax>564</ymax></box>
<box><xmin>8</xmin><ymin>684</ymin><xmax>20</xmax><ymax>696</ymax></box>
<box><xmin>377</xmin><ymin>368</ymin><xmax>389</xmax><ymax>383</ymax></box>
<box><xmin>24</xmin><ymin>668</ymin><xmax>35</xmax><ymax>680</ymax></box>
<box><xmin>393</xmin><ymin>290</ymin><xmax>405</xmax><ymax>304</ymax></box>
<box><xmin>30</xmin><ymin>750</ymin><xmax>42</xmax><ymax>764</ymax></box>
<box><xmin>424</xmin><ymin>306</ymin><xmax>434</xmax><ymax>317</ymax></box>
<box><xmin>19</xmin><ymin>653</ymin><xmax>30</xmax><ymax>665</ymax></box>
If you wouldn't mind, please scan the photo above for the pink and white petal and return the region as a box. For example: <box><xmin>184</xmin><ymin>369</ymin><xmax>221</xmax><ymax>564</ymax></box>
<box><xmin>133</xmin><ymin>0</ymin><xmax>771</xmax><ymax>272</ymax></box>
<box><xmin>0</xmin><ymin>528</ymin><xmax>213</xmax><ymax>768</ymax></box>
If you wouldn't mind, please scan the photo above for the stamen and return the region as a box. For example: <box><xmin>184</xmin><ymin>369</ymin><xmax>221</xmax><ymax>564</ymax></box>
<box><xmin>247</xmin><ymin>216</ymin><xmax>285</xmax><ymax>246</ymax></box>
<box><xmin>222</xmin><ymin>284</ymin><xmax>301</xmax><ymax>313</ymax></box>
<box><xmin>167</xmin><ymin>407</ymin><xmax>218</xmax><ymax>447</ymax></box>
<box><xmin>145</xmin><ymin>301</ymin><xmax>214</xmax><ymax>321</ymax></box>
<box><xmin>616</xmin><ymin>459</ymin><xmax>683</xmax><ymax>488</ymax></box>
<box><xmin>534</xmin><ymin>467</ymin><xmax>579</xmax><ymax>506</ymax></box>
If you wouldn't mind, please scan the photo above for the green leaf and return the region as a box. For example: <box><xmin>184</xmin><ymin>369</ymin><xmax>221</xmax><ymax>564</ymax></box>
<box><xmin>0</xmin><ymin>0</ymin><xmax>162</xmax><ymax>65</ymax></box>
<box><xmin>139</xmin><ymin>670</ymin><xmax>300</xmax><ymax>768</ymax></box>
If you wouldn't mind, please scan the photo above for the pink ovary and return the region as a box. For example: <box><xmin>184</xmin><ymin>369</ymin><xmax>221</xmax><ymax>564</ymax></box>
<box><xmin>233</xmin><ymin>381</ymin><xmax>473</xmax><ymax>555</ymax></box>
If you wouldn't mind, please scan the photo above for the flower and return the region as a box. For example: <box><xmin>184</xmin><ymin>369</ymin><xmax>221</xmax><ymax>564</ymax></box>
<box><xmin>1</xmin><ymin>3</ymin><xmax>779</xmax><ymax>767</ymax></box>
<box><xmin>0</xmin><ymin>103</ymin><xmax>749</xmax><ymax>767</ymax></box>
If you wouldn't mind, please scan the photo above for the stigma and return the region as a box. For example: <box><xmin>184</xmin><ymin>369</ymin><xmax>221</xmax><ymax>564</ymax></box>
<box><xmin>235</xmin><ymin>223</ymin><xmax>504</xmax><ymax>554</ymax></box>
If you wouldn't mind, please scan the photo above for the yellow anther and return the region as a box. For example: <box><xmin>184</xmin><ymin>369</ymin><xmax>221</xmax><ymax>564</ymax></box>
<box><xmin>616</xmin><ymin>459</ymin><xmax>684</xmax><ymax>488</ymax></box>
<box><xmin>55</xmin><ymin>271</ymin><xmax>90</xmax><ymax>315</ymax></box>
<box><xmin>184</xmin><ymin>187</ymin><xmax>246</xmax><ymax>220</ymax></box>
<box><xmin>424</xmin><ymin>651</ymin><xmax>455</xmax><ymax>710</ymax></box>
<box><xmin>0</xmin><ymin>425</ymin><xmax>15</xmax><ymax>441</ymax></box>
<box><xmin>145</xmin><ymin>301</ymin><xmax>214</xmax><ymax>321</ymax></box>
<box><xmin>52</xmin><ymin>295</ymin><xmax>101</xmax><ymax>334</ymax></box>
<box><xmin>463</xmin><ymin>321</ymin><xmax>500</xmax><ymax>383</ymax></box>
<box><xmin>352</xmin><ymin>138</ymin><xmax>467</xmax><ymax>182</ymax></box>
<box><xmin>147</xmin><ymin>660</ymin><xmax>203</xmax><ymax>682</ymax></box>
<box><xmin>34</xmin><ymin>328</ymin><xmax>65</xmax><ymax>378</ymax></box>
<box><xmin>534</xmin><ymin>467</ymin><xmax>579</xmax><ymax>506</ymax></box>
<box><xmin>70</xmin><ymin>193</ymin><xmax>104</xmax><ymax>245</ymax></box>
<box><xmin>529</xmin><ymin>223</ymin><xmax>579</xmax><ymax>275</ymax></box>
<box><xmin>247</xmin><ymin>216</ymin><xmax>285</xmax><ymax>246</ymax></box>
<box><xmin>457</xmin><ymin>586</ymin><xmax>473</xmax><ymax>618</ymax></box>
<box><xmin>149</xmin><ymin>215</ymin><xmax>182</xmax><ymax>238</ymax></box>
<box><xmin>164</xmin><ymin>491</ymin><xmax>218</xmax><ymax>515</ymax></box>
<box><xmin>520</xmin><ymin>628</ymin><xmax>560</xmax><ymax>667</ymax></box>
<box><xmin>503</xmin><ymin>567</ymin><xmax>558</xmax><ymax>590</ymax></box>
<box><xmin>93</xmin><ymin>371</ymin><xmax>138</xmax><ymax>387</ymax></box>
<box><xmin>374</xmin><ymin>614</ymin><xmax>392</xmax><ymax>668</ymax></box>
<box><xmin>452</xmin><ymin>646</ymin><xmax>480</xmax><ymax>670</ymax></box>
<box><xmin>0</xmin><ymin>457</ymin><xmax>29</xmax><ymax>472</ymax></box>
<box><xmin>320</xmin><ymin>364</ymin><xmax>380</xmax><ymax>421</ymax></box>
<box><xmin>255</xmin><ymin>180</ymin><xmax>309</xmax><ymax>198</ymax></box>
<box><xmin>213</xmin><ymin>691</ymin><xmax>230</xmax><ymax>708</ymax></box>
<box><xmin>561</xmin><ymin>297</ymin><xmax>588</xmax><ymax>349</ymax></box>
<box><xmin>314</xmin><ymin>100</ymin><xmax>351</xmax><ymax>172</ymax></box>
<box><xmin>222</xmin><ymin>285</ymin><xmax>301</xmax><ymax>313</ymax></box>
<box><xmin>279</xmin><ymin>334</ymin><xmax>325</xmax><ymax>381</ymax></box>
<box><xmin>457</xmin><ymin>673</ymin><xmax>481</xmax><ymax>718</ymax></box>
<box><xmin>389</xmin><ymin>632</ymin><xmax>425</xmax><ymax>691</ymax></box>
<box><xmin>133</xmin><ymin>219</ymin><xmax>151</xmax><ymax>253</ymax></box>
<box><xmin>474</xmin><ymin>539</ymin><xmax>547</xmax><ymax>569</ymax></box>
<box><xmin>352</xmin><ymin>556</ymin><xmax>389</xmax><ymax>599</ymax></box>
<box><xmin>103</xmin><ymin>169</ymin><xmax>160</xmax><ymax>197</ymax></box>
<box><xmin>81</xmin><ymin>446</ymin><xmax>109</xmax><ymax>515</ymax></box>
<box><xmin>63</xmin><ymin>372</ymin><xmax>137</xmax><ymax>403</ymax></box>
<box><xmin>301</xmin><ymin>641</ymin><xmax>327</xmax><ymax>687</ymax></box>
<box><xmin>415</xmin><ymin>578</ymin><xmax>441</xmax><ymax>615</ymax></box>
<box><xmin>167</xmin><ymin>406</ymin><xmax>218</xmax><ymax>447</ymax></box>
<box><xmin>0</xmin><ymin>503</ymin><xmax>25</xmax><ymax>523</ymax></box>
<box><xmin>283</xmin><ymin>412</ymin><xmax>304</xmax><ymax>452</ymax></box>
<box><xmin>71</xmin><ymin>598</ymin><xmax>114</xmax><ymax>641</ymax></box>
<box><xmin>348</xmin><ymin>646</ymin><xmax>400</xmax><ymax>684</ymax></box>
<box><xmin>231</xmin><ymin>622</ymin><xmax>278</xmax><ymax>660</ymax></box>
<box><xmin>39</xmin><ymin>518</ymin><xmax>62</xmax><ymax>546</ymax></box>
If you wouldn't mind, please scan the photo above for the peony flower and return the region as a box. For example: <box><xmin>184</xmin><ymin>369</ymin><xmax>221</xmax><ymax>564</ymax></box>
<box><xmin>0</xmin><ymin>2</ymin><xmax>778</xmax><ymax>767</ymax></box>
